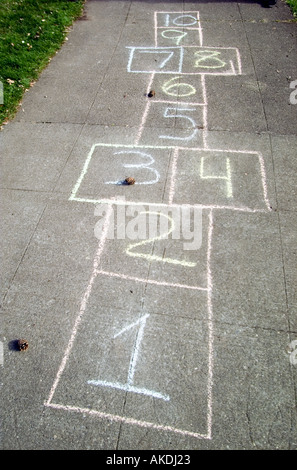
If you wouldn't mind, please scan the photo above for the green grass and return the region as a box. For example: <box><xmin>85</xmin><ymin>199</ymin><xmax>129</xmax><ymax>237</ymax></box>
<box><xmin>0</xmin><ymin>0</ymin><xmax>295</xmax><ymax>126</ymax></box>
<box><xmin>0</xmin><ymin>0</ymin><xmax>85</xmax><ymax>126</ymax></box>
<box><xmin>286</xmin><ymin>0</ymin><xmax>297</xmax><ymax>17</ymax></box>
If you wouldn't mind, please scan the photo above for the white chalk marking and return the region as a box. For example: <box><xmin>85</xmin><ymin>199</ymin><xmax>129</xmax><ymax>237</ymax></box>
<box><xmin>113</xmin><ymin>313</ymin><xmax>149</xmax><ymax>339</ymax></box>
<box><xmin>120</xmin><ymin>313</ymin><xmax>149</xmax><ymax>386</ymax></box>
<box><xmin>88</xmin><ymin>313</ymin><xmax>170</xmax><ymax>401</ymax></box>
<box><xmin>154</xmin><ymin>11</ymin><xmax>158</xmax><ymax>47</ymax></box>
<box><xmin>137</xmin><ymin>50</ymin><xmax>175</xmax><ymax>70</ymax></box>
<box><xmin>159</xmin><ymin>107</ymin><xmax>198</xmax><ymax>142</ymax></box>
<box><xmin>236</xmin><ymin>48</ymin><xmax>242</xmax><ymax>75</ymax></box>
<box><xmin>127</xmin><ymin>45</ymin><xmax>241</xmax><ymax>75</ymax></box>
<box><xmin>155</xmin><ymin>11</ymin><xmax>201</xmax><ymax>29</ymax></box>
<box><xmin>126</xmin><ymin>46</ymin><xmax>183</xmax><ymax>74</ymax></box>
<box><xmin>257</xmin><ymin>151</ymin><xmax>271</xmax><ymax>211</ymax></box>
<box><xmin>87</xmin><ymin>380</ymin><xmax>170</xmax><ymax>401</ymax></box>
<box><xmin>104</xmin><ymin>150</ymin><xmax>160</xmax><ymax>186</ymax></box>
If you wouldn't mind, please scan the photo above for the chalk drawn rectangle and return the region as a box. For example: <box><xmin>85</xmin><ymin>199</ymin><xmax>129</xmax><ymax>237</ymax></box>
<box><xmin>181</xmin><ymin>46</ymin><xmax>242</xmax><ymax>75</ymax></box>
<box><xmin>155</xmin><ymin>11</ymin><xmax>200</xmax><ymax>29</ymax></box>
<box><xmin>127</xmin><ymin>46</ymin><xmax>183</xmax><ymax>74</ymax></box>
<box><xmin>169</xmin><ymin>148</ymin><xmax>270</xmax><ymax>211</ymax></box>
<box><xmin>45</xmin><ymin>286</ymin><xmax>212</xmax><ymax>439</ymax></box>
<box><xmin>70</xmin><ymin>144</ymin><xmax>173</xmax><ymax>205</ymax></box>
<box><xmin>155</xmin><ymin>12</ymin><xmax>202</xmax><ymax>48</ymax></box>
<box><xmin>156</xmin><ymin>28</ymin><xmax>203</xmax><ymax>48</ymax></box>
<box><xmin>148</xmin><ymin>73</ymin><xmax>206</xmax><ymax>105</ymax></box>
<box><xmin>141</xmin><ymin>102</ymin><xmax>205</xmax><ymax>147</ymax></box>
<box><xmin>93</xmin><ymin>205</ymin><xmax>210</xmax><ymax>291</ymax></box>
<box><xmin>44</xmin><ymin>208</ymin><xmax>214</xmax><ymax>439</ymax></box>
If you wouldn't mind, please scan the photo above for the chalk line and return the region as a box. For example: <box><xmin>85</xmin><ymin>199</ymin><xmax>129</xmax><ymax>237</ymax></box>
<box><xmin>45</xmin><ymin>402</ymin><xmax>211</xmax><ymax>439</ymax></box>
<box><xmin>44</xmin><ymin>205</ymin><xmax>113</xmax><ymax>406</ymax></box>
<box><xmin>206</xmin><ymin>209</ymin><xmax>214</xmax><ymax>439</ymax></box>
<box><xmin>168</xmin><ymin>147</ymin><xmax>179</xmax><ymax>205</ymax></box>
<box><xmin>87</xmin><ymin>380</ymin><xmax>170</xmax><ymax>401</ymax></box>
<box><xmin>72</xmin><ymin>196</ymin><xmax>270</xmax><ymax>214</ymax></box>
<box><xmin>134</xmin><ymin>72</ymin><xmax>155</xmax><ymax>145</ymax></box>
<box><xmin>95</xmin><ymin>270</ymin><xmax>208</xmax><ymax>291</ymax></box>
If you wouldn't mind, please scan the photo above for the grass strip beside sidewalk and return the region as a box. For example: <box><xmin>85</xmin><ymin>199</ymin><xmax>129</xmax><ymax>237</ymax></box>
<box><xmin>286</xmin><ymin>0</ymin><xmax>297</xmax><ymax>16</ymax></box>
<box><xmin>0</xmin><ymin>0</ymin><xmax>85</xmax><ymax>127</ymax></box>
<box><xmin>0</xmin><ymin>0</ymin><xmax>295</xmax><ymax>127</ymax></box>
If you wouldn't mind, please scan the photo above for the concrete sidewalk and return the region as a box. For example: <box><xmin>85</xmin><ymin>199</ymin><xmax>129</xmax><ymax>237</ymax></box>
<box><xmin>1</xmin><ymin>0</ymin><xmax>296</xmax><ymax>450</ymax></box>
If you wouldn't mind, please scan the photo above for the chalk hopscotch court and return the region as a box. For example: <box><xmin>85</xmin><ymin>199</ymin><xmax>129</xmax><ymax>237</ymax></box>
<box><xmin>127</xmin><ymin>46</ymin><xmax>241</xmax><ymax>76</ymax></box>
<box><xmin>70</xmin><ymin>144</ymin><xmax>270</xmax><ymax>212</ymax></box>
<box><xmin>46</xmin><ymin>301</ymin><xmax>211</xmax><ymax>437</ymax></box>
<box><xmin>45</xmin><ymin>206</ymin><xmax>214</xmax><ymax>438</ymax></box>
<box><xmin>45</xmin><ymin>10</ymin><xmax>273</xmax><ymax>441</ymax></box>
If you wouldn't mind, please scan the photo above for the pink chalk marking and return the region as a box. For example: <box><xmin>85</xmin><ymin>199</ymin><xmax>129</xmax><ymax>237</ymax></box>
<box><xmin>95</xmin><ymin>269</ymin><xmax>209</xmax><ymax>292</ymax></box>
<box><xmin>44</xmin><ymin>402</ymin><xmax>211</xmax><ymax>440</ymax></box>
<box><xmin>45</xmin><ymin>205</ymin><xmax>113</xmax><ymax>406</ymax></box>
<box><xmin>206</xmin><ymin>209</ymin><xmax>214</xmax><ymax>438</ymax></box>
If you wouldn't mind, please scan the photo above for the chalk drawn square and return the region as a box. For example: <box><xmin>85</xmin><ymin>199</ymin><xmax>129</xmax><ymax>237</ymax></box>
<box><xmin>45</xmin><ymin>205</ymin><xmax>214</xmax><ymax>439</ymax></box>
<box><xmin>181</xmin><ymin>46</ymin><xmax>242</xmax><ymax>75</ymax></box>
<box><xmin>96</xmin><ymin>206</ymin><xmax>211</xmax><ymax>291</ymax></box>
<box><xmin>145</xmin><ymin>101</ymin><xmax>204</xmax><ymax>130</ymax></box>
<box><xmin>70</xmin><ymin>144</ymin><xmax>173</xmax><ymax>205</ymax></box>
<box><xmin>169</xmin><ymin>148</ymin><xmax>270</xmax><ymax>211</ymax></box>
<box><xmin>46</xmin><ymin>298</ymin><xmax>212</xmax><ymax>438</ymax></box>
<box><xmin>148</xmin><ymin>73</ymin><xmax>205</xmax><ymax>105</ymax></box>
<box><xmin>155</xmin><ymin>11</ymin><xmax>200</xmax><ymax>29</ymax></box>
<box><xmin>127</xmin><ymin>46</ymin><xmax>183</xmax><ymax>74</ymax></box>
<box><xmin>156</xmin><ymin>28</ymin><xmax>202</xmax><ymax>48</ymax></box>
<box><xmin>141</xmin><ymin>102</ymin><xmax>205</xmax><ymax>150</ymax></box>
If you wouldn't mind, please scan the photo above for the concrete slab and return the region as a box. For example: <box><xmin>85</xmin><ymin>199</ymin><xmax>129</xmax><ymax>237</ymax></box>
<box><xmin>1</xmin><ymin>0</ymin><xmax>296</xmax><ymax>451</ymax></box>
<box><xmin>0</xmin><ymin>122</ymin><xmax>83</xmax><ymax>190</ymax></box>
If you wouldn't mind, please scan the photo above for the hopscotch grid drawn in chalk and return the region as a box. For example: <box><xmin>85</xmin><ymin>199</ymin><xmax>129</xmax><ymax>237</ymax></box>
<box><xmin>45</xmin><ymin>206</ymin><xmax>214</xmax><ymax>439</ymax></box>
<box><xmin>47</xmin><ymin>9</ymin><xmax>272</xmax><ymax>440</ymax></box>
<box><xmin>154</xmin><ymin>11</ymin><xmax>203</xmax><ymax>48</ymax></box>
<box><xmin>93</xmin><ymin>205</ymin><xmax>209</xmax><ymax>290</ymax></box>
<box><xmin>127</xmin><ymin>45</ymin><xmax>241</xmax><ymax>75</ymax></box>
<box><xmin>69</xmin><ymin>144</ymin><xmax>271</xmax><ymax>212</ymax></box>
<box><xmin>127</xmin><ymin>46</ymin><xmax>184</xmax><ymax>74</ymax></box>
